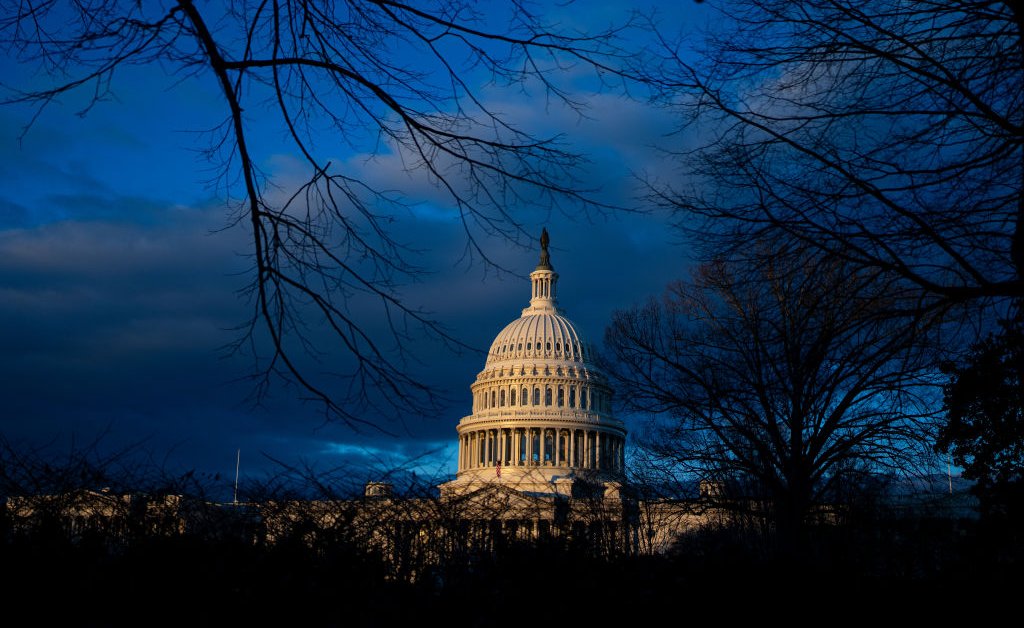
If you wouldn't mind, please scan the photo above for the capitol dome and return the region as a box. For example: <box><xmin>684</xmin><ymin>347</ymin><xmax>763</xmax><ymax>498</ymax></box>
<box><xmin>486</xmin><ymin>312</ymin><xmax>591</xmax><ymax>364</ymax></box>
<box><xmin>445</xmin><ymin>230</ymin><xmax>626</xmax><ymax>496</ymax></box>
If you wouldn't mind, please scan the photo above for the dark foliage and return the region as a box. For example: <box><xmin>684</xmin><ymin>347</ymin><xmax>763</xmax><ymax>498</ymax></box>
<box><xmin>937</xmin><ymin>313</ymin><xmax>1024</xmax><ymax>526</ymax></box>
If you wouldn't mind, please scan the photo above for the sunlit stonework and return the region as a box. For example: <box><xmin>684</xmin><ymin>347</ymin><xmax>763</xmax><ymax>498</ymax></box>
<box><xmin>442</xmin><ymin>230</ymin><xmax>627</xmax><ymax>497</ymax></box>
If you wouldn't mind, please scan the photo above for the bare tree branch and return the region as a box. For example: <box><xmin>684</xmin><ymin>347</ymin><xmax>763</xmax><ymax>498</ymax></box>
<box><xmin>604</xmin><ymin>243</ymin><xmax>942</xmax><ymax>540</ymax></box>
<box><xmin>0</xmin><ymin>0</ymin><xmax>638</xmax><ymax>430</ymax></box>
<box><xmin>643</xmin><ymin>0</ymin><xmax>1024</xmax><ymax>313</ymax></box>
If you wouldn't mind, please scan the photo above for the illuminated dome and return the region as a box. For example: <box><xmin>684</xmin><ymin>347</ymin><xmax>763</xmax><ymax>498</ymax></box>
<box><xmin>486</xmin><ymin>313</ymin><xmax>591</xmax><ymax>367</ymax></box>
<box><xmin>443</xmin><ymin>229</ymin><xmax>626</xmax><ymax>497</ymax></box>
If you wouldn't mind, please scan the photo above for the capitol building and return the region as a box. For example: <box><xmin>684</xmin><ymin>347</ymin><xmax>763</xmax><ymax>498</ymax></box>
<box><xmin>441</xmin><ymin>230</ymin><xmax>627</xmax><ymax>498</ymax></box>
<box><xmin>7</xmin><ymin>231</ymin><xmax>710</xmax><ymax>571</ymax></box>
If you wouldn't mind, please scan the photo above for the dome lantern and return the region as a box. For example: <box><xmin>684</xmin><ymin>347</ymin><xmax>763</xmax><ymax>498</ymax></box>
<box><xmin>524</xmin><ymin>227</ymin><xmax>559</xmax><ymax>316</ymax></box>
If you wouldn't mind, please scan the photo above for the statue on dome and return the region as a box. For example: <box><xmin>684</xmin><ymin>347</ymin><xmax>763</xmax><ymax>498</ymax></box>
<box><xmin>537</xmin><ymin>227</ymin><xmax>552</xmax><ymax>270</ymax></box>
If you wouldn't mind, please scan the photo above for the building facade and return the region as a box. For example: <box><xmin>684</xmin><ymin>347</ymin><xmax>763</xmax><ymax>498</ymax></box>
<box><xmin>442</xmin><ymin>230</ymin><xmax>627</xmax><ymax>497</ymax></box>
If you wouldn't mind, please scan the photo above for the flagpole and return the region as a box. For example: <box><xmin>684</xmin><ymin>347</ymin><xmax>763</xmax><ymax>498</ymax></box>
<box><xmin>947</xmin><ymin>454</ymin><xmax>953</xmax><ymax>496</ymax></box>
<box><xmin>233</xmin><ymin>448</ymin><xmax>241</xmax><ymax>505</ymax></box>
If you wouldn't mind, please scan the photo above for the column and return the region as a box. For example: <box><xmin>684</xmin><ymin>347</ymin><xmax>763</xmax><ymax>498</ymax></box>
<box><xmin>596</xmin><ymin>431</ymin><xmax>602</xmax><ymax>470</ymax></box>
<box><xmin>539</xmin><ymin>428</ymin><xmax>546</xmax><ymax>466</ymax></box>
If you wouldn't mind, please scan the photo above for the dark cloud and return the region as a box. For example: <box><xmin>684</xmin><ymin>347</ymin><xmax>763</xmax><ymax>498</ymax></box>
<box><xmin>0</xmin><ymin>1</ymin><xmax>703</xmax><ymax>485</ymax></box>
<box><xmin>0</xmin><ymin>190</ymin><xmax>686</xmax><ymax>485</ymax></box>
<box><xmin>0</xmin><ymin>198</ymin><xmax>30</xmax><ymax>229</ymax></box>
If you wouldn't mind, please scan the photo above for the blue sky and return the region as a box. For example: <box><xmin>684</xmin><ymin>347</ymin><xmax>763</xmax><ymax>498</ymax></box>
<box><xmin>0</xmin><ymin>1</ymin><xmax>710</xmax><ymax>492</ymax></box>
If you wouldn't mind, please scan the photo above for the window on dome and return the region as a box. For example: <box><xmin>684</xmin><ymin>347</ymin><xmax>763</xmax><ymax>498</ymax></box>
<box><xmin>533</xmin><ymin>387</ymin><xmax>540</xmax><ymax>405</ymax></box>
<box><xmin>569</xmin><ymin>388</ymin><xmax>576</xmax><ymax>408</ymax></box>
<box><xmin>556</xmin><ymin>341</ymin><xmax>561</xmax><ymax>352</ymax></box>
<box><xmin>510</xmin><ymin>388</ymin><xmax>516</xmax><ymax>406</ymax></box>
<box><xmin>499</xmin><ymin>389</ymin><xmax>505</xmax><ymax>406</ymax></box>
<box><xmin>518</xmin><ymin>343</ymin><xmax>522</xmax><ymax>351</ymax></box>
<box><xmin>491</xmin><ymin>390</ymin><xmax>496</xmax><ymax>407</ymax></box>
<box><xmin>546</xmin><ymin>341</ymin><xmax>551</xmax><ymax>351</ymax></box>
<box><xmin>545</xmin><ymin>387</ymin><xmax>552</xmax><ymax>406</ymax></box>
<box><xmin>522</xmin><ymin>387</ymin><xmax>528</xmax><ymax>406</ymax></box>
<box><xmin>527</xmin><ymin>342</ymin><xmax>532</xmax><ymax>350</ymax></box>
<box><xmin>558</xmin><ymin>386</ymin><xmax>564</xmax><ymax>407</ymax></box>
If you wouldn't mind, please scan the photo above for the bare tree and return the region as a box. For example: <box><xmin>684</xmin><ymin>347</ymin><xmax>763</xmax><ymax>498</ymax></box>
<box><xmin>0</xmin><ymin>1</ymin><xmax>632</xmax><ymax>429</ymax></box>
<box><xmin>604</xmin><ymin>244</ymin><xmax>940</xmax><ymax>545</ymax></box>
<box><xmin>645</xmin><ymin>0</ymin><xmax>1023</xmax><ymax>312</ymax></box>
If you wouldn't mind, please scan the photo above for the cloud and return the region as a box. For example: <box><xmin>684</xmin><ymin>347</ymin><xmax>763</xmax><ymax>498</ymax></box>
<box><xmin>0</xmin><ymin>2</ymin><xmax>704</xmax><ymax>482</ymax></box>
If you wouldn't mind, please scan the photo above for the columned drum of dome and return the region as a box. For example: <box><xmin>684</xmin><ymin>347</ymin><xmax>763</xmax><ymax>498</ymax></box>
<box><xmin>442</xmin><ymin>230</ymin><xmax>626</xmax><ymax>497</ymax></box>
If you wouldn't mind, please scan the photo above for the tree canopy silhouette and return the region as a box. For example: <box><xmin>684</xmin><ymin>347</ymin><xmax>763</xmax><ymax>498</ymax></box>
<box><xmin>604</xmin><ymin>245</ymin><xmax>939</xmax><ymax>541</ymax></box>
<box><xmin>937</xmin><ymin>313</ymin><xmax>1024</xmax><ymax>518</ymax></box>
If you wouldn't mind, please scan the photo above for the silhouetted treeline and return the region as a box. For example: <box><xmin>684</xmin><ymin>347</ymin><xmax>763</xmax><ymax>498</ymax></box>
<box><xmin>1</xmin><ymin>438</ymin><xmax>1021</xmax><ymax>623</ymax></box>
